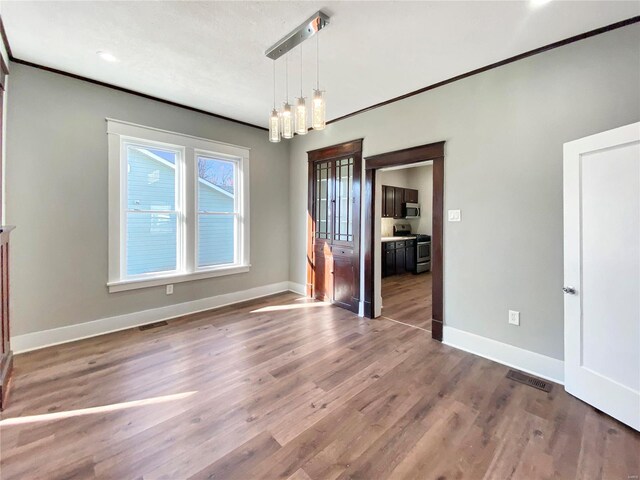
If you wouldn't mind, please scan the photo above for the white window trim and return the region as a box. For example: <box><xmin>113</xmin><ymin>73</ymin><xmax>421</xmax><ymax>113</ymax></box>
<box><xmin>107</xmin><ymin>119</ymin><xmax>251</xmax><ymax>293</ymax></box>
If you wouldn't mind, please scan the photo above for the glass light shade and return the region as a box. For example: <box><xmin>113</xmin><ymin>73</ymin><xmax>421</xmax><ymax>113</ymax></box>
<box><xmin>312</xmin><ymin>89</ymin><xmax>326</xmax><ymax>130</ymax></box>
<box><xmin>281</xmin><ymin>102</ymin><xmax>294</xmax><ymax>139</ymax></box>
<box><xmin>295</xmin><ymin>97</ymin><xmax>307</xmax><ymax>135</ymax></box>
<box><xmin>268</xmin><ymin>109</ymin><xmax>280</xmax><ymax>143</ymax></box>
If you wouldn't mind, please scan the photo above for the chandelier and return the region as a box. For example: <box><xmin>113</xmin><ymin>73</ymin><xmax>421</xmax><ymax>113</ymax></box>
<box><xmin>266</xmin><ymin>11</ymin><xmax>329</xmax><ymax>142</ymax></box>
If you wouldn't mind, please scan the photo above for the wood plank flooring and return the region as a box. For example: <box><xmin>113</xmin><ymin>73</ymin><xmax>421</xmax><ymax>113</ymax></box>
<box><xmin>382</xmin><ymin>272</ymin><xmax>432</xmax><ymax>330</ymax></box>
<box><xmin>1</xmin><ymin>292</ymin><xmax>639</xmax><ymax>479</ymax></box>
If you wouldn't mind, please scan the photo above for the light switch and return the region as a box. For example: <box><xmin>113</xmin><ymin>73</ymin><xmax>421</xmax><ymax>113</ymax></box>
<box><xmin>166</xmin><ymin>284</ymin><xmax>173</xmax><ymax>295</ymax></box>
<box><xmin>448</xmin><ymin>209</ymin><xmax>461</xmax><ymax>222</ymax></box>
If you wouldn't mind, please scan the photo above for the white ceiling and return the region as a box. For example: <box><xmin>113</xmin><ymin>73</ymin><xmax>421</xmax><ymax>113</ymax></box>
<box><xmin>2</xmin><ymin>1</ymin><xmax>638</xmax><ymax>128</ymax></box>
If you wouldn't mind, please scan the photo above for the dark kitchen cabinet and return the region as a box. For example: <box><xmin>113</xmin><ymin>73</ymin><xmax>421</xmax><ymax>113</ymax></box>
<box><xmin>383</xmin><ymin>247</ymin><xmax>395</xmax><ymax>278</ymax></box>
<box><xmin>395</xmin><ymin>244</ymin><xmax>406</xmax><ymax>274</ymax></box>
<box><xmin>381</xmin><ymin>185</ymin><xmax>418</xmax><ymax>218</ymax></box>
<box><xmin>405</xmin><ymin>188</ymin><xmax>419</xmax><ymax>203</ymax></box>
<box><xmin>382</xmin><ymin>240</ymin><xmax>415</xmax><ymax>277</ymax></box>
<box><xmin>393</xmin><ymin>188</ymin><xmax>404</xmax><ymax>218</ymax></box>
<box><xmin>382</xmin><ymin>185</ymin><xmax>395</xmax><ymax>218</ymax></box>
<box><xmin>405</xmin><ymin>242</ymin><xmax>416</xmax><ymax>273</ymax></box>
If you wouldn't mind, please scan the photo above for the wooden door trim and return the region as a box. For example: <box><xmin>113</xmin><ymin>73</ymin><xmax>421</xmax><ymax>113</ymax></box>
<box><xmin>308</xmin><ymin>139</ymin><xmax>364</xmax><ymax>162</ymax></box>
<box><xmin>363</xmin><ymin>141</ymin><xmax>445</xmax><ymax>341</ymax></box>
<box><xmin>365</xmin><ymin>142</ymin><xmax>445</xmax><ymax>170</ymax></box>
<box><xmin>307</xmin><ymin>139</ymin><xmax>363</xmax><ymax>312</ymax></box>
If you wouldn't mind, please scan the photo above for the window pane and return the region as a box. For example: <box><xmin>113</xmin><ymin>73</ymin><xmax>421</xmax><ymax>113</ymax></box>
<box><xmin>198</xmin><ymin>214</ymin><xmax>235</xmax><ymax>267</ymax></box>
<box><xmin>197</xmin><ymin>155</ymin><xmax>236</xmax><ymax>206</ymax></box>
<box><xmin>315</xmin><ymin>161</ymin><xmax>330</xmax><ymax>239</ymax></box>
<box><xmin>335</xmin><ymin>157</ymin><xmax>353</xmax><ymax>242</ymax></box>
<box><xmin>127</xmin><ymin>146</ymin><xmax>176</xmax><ymax>210</ymax></box>
<box><xmin>197</xmin><ymin>155</ymin><xmax>236</xmax><ymax>267</ymax></box>
<box><xmin>126</xmin><ymin>212</ymin><xmax>177</xmax><ymax>275</ymax></box>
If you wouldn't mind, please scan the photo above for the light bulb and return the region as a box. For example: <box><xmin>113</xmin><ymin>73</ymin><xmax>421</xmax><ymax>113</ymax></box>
<box><xmin>312</xmin><ymin>89</ymin><xmax>325</xmax><ymax>130</ymax></box>
<box><xmin>269</xmin><ymin>109</ymin><xmax>280</xmax><ymax>143</ymax></box>
<box><xmin>281</xmin><ymin>102</ymin><xmax>293</xmax><ymax>139</ymax></box>
<box><xmin>295</xmin><ymin>97</ymin><xmax>307</xmax><ymax>135</ymax></box>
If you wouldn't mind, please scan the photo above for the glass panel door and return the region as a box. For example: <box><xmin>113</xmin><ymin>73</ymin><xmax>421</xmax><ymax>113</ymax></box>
<box><xmin>315</xmin><ymin>161</ymin><xmax>331</xmax><ymax>239</ymax></box>
<box><xmin>334</xmin><ymin>157</ymin><xmax>354</xmax><ymax>243</ymax></box>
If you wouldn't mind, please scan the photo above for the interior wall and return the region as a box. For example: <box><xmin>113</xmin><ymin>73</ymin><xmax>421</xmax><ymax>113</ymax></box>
<box><xmin>407</xmin><ymin>165</ymin><xmax>433</xmax><ymax>236</ymax></box>
<box><xmin>289</xmin><ymin>24</ymin><xmax>640</xmax><ymax>361</ymax></box>
<box><xmin>6</xmin><ymin>63</ymin><xmax>291</xmax><ymax>336</ymax></box>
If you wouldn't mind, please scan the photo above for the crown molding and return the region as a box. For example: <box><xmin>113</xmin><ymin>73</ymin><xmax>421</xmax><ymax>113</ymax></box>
<box><xmin>0</xmin><ymin>14</ymin><xmax>637</xmax><ymax>133</ymax></box>
<box><xmin>326</xmin><ymin>16</ymin><xmax>640</xmax><ymax>126</ymax></box>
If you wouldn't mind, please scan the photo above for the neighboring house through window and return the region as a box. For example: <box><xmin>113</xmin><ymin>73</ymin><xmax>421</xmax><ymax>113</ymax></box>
<box><xmin>107</xmin><ymin>119</ymin><xmax>250</xmax><ymax>292</ymax></box>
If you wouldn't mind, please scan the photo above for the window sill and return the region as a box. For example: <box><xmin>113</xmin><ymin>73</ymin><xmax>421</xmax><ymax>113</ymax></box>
<box><xmin>107</xmin><ymin>265</ymin><xmax>251</xmax><ymax>293</ymax></box>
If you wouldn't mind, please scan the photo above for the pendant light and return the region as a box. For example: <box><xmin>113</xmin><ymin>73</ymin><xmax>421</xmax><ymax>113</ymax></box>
<box><xmin>312</xmin><ymin>32</ymin><xmax>326</xmax><ymax>130</ymax></box>
<box><xmin>264</xmin><ymin>11</ymin><xmax>330</xmax><ymax>141</ymax></box>
<box><xmin>295</xmin><ymin>45</ymin><xmax>307</xmax><ymax>135</ymax></box>
<box><xmin>281</xmin><ymin>54</ymin><xmax>294</xmax><ymax>139</ymax></box>
<box><xmin>268</xmin><ymin>61</ymin><xmax>280</xmax><ymax>143</ymax></box>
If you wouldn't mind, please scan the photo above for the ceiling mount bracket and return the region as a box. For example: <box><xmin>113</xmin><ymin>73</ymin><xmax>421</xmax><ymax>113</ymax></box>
<box><xmin>265</xmin><ymin>11</ymin><xmax>330</xmax><ymax>60</ymax></box>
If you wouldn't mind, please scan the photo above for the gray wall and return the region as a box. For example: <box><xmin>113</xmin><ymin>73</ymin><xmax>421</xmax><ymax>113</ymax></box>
<box><xmin>289</xmin><ymin>25</ymin><xmax>640</xmax><ymax>360</ymax></box>
<box><xmin>6</xmin><ymin>63</ymin><xmax>290</xmax><ymax>336</ymax></box>
<box><xmin>406</xmin><ymin>165</ymin><xmax>433</xmax><ymax>236</ymax></box>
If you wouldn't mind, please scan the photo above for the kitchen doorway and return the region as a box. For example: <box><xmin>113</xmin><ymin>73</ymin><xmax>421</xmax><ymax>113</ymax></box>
<box><xmin>363</xmin><ymin>142</ymin><xmax>444</xmax><ymax>341</ymax></box>
<box><xmin>379</xmin><ymin>162</ymin><xmax>434</xmax><ymax>331</ymax></box>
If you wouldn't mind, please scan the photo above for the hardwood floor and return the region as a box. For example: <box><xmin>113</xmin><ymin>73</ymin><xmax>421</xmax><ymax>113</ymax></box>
<box><xmin>382</xmin><ymin>272</ymin><xmax>432</xmax><ymax>330</ymax></box>
<box><xmin>1</xmin><ymin>292</ymin><xmax>638</xmax><ymax>479</ymax></box>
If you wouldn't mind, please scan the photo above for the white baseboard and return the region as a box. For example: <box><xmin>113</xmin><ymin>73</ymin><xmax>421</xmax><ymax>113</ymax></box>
<box><xmin>12</xmin><ymin>281</ymin><xmax>305</xmax><ymax>354</ymax></box>
<box><xmin>443</xmin><ymin>326</ymin><xmax>564</xmax><ymax>385</ymax></box>
<box><xmin>287</xmin><ymin>281</ymin><xmax>306</xmax><ymax>295</ymax></box>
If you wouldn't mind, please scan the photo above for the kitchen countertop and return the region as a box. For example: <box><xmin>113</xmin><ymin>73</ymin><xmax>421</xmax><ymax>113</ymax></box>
<box><xmin>381</xmin><ymin>236</ymin><xmax>416</xmax><ymax>242</ymax></box>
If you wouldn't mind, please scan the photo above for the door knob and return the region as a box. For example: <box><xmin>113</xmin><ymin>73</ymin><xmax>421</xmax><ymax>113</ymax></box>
<box><xmin>563</xmin><ymin>286</ymin><xmax>577</xmax><ymax>295</ymax></box>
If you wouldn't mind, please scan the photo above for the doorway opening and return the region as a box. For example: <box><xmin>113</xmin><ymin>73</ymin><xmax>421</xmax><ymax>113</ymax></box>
<box><xmin>363</xmin><ymin>142</ymin><xmax>445</xmax><ymax>341</ymax></box>
<box><xmin>378</xmin><ymin>162</ymin><xmax>434</xmax><ymax>331</ymax></box>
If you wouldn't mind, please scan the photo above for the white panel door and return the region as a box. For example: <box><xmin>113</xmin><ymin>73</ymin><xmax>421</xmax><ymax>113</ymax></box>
<box><xmin>563</xmin><ymin>122</ymin><xmax>640</xmax><ymax>431</ymax></box>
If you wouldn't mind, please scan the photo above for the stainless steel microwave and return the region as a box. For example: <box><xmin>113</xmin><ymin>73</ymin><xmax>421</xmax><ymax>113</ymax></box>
<box><xmin>403</xmin><ymin>203</ymin><xmax>420</xmax><ymax>218</ymax></box>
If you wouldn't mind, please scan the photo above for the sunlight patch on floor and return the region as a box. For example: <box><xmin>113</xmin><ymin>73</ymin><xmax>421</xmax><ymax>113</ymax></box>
<box><xmin>251</xmin><ymin>302</ymin><xmax>330</xmax><ymax>313</ymax></box>
<box><xmin>0</xmin><ymin>391</ymin><xmax>197</xmax><ymax>427</ymax></box>
<box><xmin>380</xmin><ymin>315</ymin><xmax>431</xmax><ymax>333</ymax></box>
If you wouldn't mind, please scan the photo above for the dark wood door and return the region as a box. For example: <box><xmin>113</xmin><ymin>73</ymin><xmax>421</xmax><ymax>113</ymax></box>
<box><xmin>312</xmin><ymin>241</ymin><xmax>332</xmax><ymax>302</ymax></box>
<box><xmin>405</xmin><ymin>242</ymin><xmax>415</xmax><ymax>272</ymax></box>
<box><xmin>310</xmin><ymin>160</ymin><xmax>333</xmax><ymax>301</ymax></box>
<box><xmin>332</xmin><ymin>249</ymin><xmax>355</xmax><ymax>309</ymax></box>
<box><xmin>396</xmin><ymin>245</ymin><xmax>406</xmax><ymax>274</ymax></box>
<box><xmin>384</xmin><ymin>247</ymin><xmax>394</xmax><ymax>277</ymax></box>
<box><xmin>394</xmin><ymin>187</ymin><xmax>404</xmax><ymax>217</ymax></box>
<box><xmin>308</xmin><ymin>140</ymin><xmax>362</xmax><ymax>313</ymax></box>
<box><xmin>383</xmin><ymin>185</ymin><xmax>394</xmax><ymax>218</ymax></box>
<box><xmin>405</xmin><ymin>188</ymin><xmax>419</xmax><ymax>203</ymax></box>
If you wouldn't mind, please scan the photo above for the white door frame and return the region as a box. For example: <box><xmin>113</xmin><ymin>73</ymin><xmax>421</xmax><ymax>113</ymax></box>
<box><xmin>563</xmin><ymin>122</ymin><xmax>640</xmax><ymax>431</ymax></box>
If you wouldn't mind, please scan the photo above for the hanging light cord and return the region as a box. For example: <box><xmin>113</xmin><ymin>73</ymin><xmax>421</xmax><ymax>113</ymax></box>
<box><xmin>285</xmin><ymin>54</ymin><xmax>289</xmax><ymax>103</ymax></box>
<box><xmin>272</xmin><ymin>61</ymin><xmax>276</xmax><ymax>109</ymax></box>
<box><xmin>316</xmin><ymin>33</ymin><xmax>320</xmax><ymax>89</ymax></box>
<box><xmin>300</xmin><ymin>45</ymin><xmax>303</xmax><ymax>97</ymax></box>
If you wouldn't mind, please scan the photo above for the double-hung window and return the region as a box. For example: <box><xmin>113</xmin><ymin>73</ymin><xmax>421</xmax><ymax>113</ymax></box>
<box><xmin>107</xmin><ymin>120</ymin><xmax>250</xmax><ymax>292</ymax></box>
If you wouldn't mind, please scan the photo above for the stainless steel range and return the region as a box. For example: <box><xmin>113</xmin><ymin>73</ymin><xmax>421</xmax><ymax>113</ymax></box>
<box><xmin>415</xmin><ymin>234</ymin><xmax>431</xmax><ymax>273</ymax></box>
<box><xmin>392</xmin><ymin>224</ymin><xmax>430</xmax><ymax>274</ymax></box>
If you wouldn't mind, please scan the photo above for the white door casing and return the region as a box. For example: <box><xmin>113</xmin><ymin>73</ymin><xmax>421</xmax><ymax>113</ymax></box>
<box><xmin>563</xmin><ymin>122</ymin><xmax>640</xmax><ymax>431</ymax></box>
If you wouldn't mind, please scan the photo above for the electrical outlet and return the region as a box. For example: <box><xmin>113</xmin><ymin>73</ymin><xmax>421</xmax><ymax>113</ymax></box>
<box><xmin>448</xmin><ymin>209</ymin><xmax>461</xmax><ymax>222</ymax></box>
<box><xmin>508</xmin><ymin>310</ymin><xmax>520</xmax><ymax>326</ymax></box>
<box><xmin>166</xmin><ymin>284</ymin><xmax>173</xmax><ymax>295</ymax></box>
